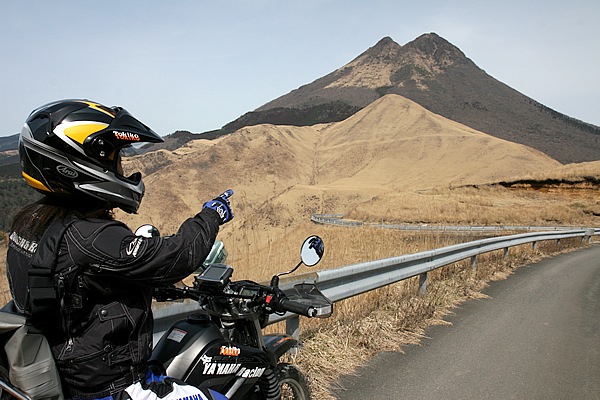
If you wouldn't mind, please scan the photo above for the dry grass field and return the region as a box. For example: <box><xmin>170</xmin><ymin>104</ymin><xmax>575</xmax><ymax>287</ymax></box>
<box><xmin>286</xmin><ymin>235</ymin><xmax>586</xmax><ymax>399</ymax></box>
<box><xmin>219</xmin><ymin>213</ymin><xmax>593</xmax><ymax>399</ymax></box>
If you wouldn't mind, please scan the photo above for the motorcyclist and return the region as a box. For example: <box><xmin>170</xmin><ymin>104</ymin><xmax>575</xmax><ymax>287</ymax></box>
<box><xmin>6</xmin><ymin>99</ymin><xmax>231</xmax><ymax>400</ymax></box>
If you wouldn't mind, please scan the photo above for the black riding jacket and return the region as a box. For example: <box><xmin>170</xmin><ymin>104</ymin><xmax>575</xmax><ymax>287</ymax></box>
<box><xmin>6</xmin><ymin>208</ymin><xmax>220</xmax><ymax>398</ymax></box>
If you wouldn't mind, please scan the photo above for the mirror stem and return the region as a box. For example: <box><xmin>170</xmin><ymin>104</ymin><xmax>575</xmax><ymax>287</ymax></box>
<box><xmin>271</xmin><ymin>261</ymin><xmax>303</xmax><ymax>287</ymax></box>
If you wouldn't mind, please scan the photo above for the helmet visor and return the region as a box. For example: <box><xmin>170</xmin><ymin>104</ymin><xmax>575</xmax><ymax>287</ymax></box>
<box><xmin>115</xmin><ymin>146</ymin><xmax>142</xmax><ymax>185</ymax></box>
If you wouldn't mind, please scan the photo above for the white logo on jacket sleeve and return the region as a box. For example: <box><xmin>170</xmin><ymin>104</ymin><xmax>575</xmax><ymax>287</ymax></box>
<box><xmin>126</xmin><ymin>237</ymin><xmax>143</xmax><ymax>257</ymax></box>
<box><xmin>9</xmin><ymin>232</ymin><xmax>38</xmax><ymax>255</ymax></box>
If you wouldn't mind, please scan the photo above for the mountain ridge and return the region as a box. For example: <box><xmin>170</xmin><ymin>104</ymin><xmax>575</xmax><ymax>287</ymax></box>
<box><xmin>223</xmin><ymin>33</ymin><xmax>600</xmax><ymax>164</ymax></box>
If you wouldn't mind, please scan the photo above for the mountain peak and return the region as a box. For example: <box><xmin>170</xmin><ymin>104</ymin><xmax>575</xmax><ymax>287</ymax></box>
<box><xmin>358</xmin><ymin>35</ymin><xmax>402</xmax><ymax>60</ymax></box>
<box><xmin>372</xmin><ymin>36</ymin><xmax>398</xmax><ymax>48</ymax></box>
<box><xmin>403</xmin><ymin>32</ymin><xmax>469</xmax><ymax>68</ymax></box>
<box><xmin>327</xmin><ymin>33</ymin><xmax>468</xmax><ymax>93</ymax></box>
<box><xmin>413</xmin><ymin>32</ymin><xmax>445</xmax><ymax>43</ymax></box>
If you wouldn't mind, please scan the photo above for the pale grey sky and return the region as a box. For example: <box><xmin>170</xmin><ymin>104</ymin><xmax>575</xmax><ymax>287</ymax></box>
<box><xmin>1</xmin><ymin>0</ymin><xmax>598</xmax><ymax>137</ymax></box>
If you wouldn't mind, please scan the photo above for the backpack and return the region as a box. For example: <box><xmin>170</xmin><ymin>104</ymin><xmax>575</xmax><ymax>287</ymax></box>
<box><xmin>27</xmin><ymin>217</ymin><xmax>76</xmax><ymax>332</ymax></box>
<box><xmin>1</xmin><ymin>217</ymin><xmax>76</xmax><ymax>400</ymax></box>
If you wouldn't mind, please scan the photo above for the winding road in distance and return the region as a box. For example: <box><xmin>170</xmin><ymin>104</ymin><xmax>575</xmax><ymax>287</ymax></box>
<box><xmin>334</xmin><ymin>244</ymin><xmax>600</xmax><ymax>399</ymax></box>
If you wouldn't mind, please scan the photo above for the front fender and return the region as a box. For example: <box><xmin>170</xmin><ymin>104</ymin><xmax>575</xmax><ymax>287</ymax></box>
<box><xmin>263</xmin><ymin>334</ymin><xmax>298</xmax><ymax>360</ymax></box>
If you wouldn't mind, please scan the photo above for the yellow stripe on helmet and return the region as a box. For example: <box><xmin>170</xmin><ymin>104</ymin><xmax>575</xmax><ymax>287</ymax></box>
<box><xmin>22</xmin><ymin>172</ymin><xmax>51</xmax><ymax>192</ymax></box>
<box><xmin>64</xmin><ymin>122</ymin><xmax>108</xmax><ymax>144</ymax></box>
<box><xmin>80</xmin><ymin>101</ymin><xmax>117</xmax><ymax>118</ymax></box>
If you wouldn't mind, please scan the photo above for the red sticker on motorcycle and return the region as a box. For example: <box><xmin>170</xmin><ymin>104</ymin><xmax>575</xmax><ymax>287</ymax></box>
<box><xmin>167</xmin><ymin>328</ymin><xmax>187</xmax><ymax>343</ymax></box>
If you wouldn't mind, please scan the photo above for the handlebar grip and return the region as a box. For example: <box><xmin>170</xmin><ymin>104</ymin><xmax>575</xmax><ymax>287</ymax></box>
<box><xmin>275</xmin><ymin>298</ymin><xmax>317</xmax><ymax>317</ymax></box>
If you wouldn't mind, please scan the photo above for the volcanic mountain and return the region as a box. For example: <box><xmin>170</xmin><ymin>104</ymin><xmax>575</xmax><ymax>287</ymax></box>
<box><xmin>222</xmin><ymin>33</ymin><xmax>600</xmax><ymax>164</ymax></box>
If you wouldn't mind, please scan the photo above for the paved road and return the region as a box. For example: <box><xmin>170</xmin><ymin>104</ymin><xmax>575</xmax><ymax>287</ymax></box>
<box><xmin>334</xmin><ymin>245</ymin><xmax>600</xmax><ymax>399</ymax></box>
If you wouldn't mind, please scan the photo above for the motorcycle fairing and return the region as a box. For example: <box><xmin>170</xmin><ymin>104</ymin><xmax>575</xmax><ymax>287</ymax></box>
<box><xmin>151</xmin><ymin>314</ymin><xmax>271</xmax><ymax>398</ymax></box>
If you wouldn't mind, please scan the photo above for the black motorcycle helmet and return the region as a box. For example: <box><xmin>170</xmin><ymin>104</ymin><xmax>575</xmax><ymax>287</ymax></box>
<box><xmin>19</xmin><ymin>99</ymin><xmax>164</xmax><ymax>213</ymax></box>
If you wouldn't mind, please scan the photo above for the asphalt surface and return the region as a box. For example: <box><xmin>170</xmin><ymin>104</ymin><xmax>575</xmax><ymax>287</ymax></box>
<box><xmin>334</xmin><ymin>244</ymin><xmax>600</xmax><ymax>399</ymax></box>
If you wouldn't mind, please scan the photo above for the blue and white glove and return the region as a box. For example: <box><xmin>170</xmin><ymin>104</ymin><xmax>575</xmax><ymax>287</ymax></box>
<box><xmin>203</xmin><ymin>189</ymin><xmax>234</xmax><ymax>225</ymax></box>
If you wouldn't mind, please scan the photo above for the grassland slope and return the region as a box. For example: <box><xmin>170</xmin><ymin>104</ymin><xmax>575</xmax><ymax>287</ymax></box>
<box><xmin>117</xmin><ymin>94</ymin><xmax>560</xmax><ymax>240</ymax></box>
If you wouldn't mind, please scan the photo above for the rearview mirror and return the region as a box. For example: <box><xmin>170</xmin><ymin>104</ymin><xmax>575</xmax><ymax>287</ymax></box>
<box><xmin>135</xmin><ymin>224</ymin><xmax>160</xmax><ymax>238</ymax></box>
<box><xmin>300</xmin><ymin>236</ymin><xmax>324</xmax><ymax>267</ymax></box>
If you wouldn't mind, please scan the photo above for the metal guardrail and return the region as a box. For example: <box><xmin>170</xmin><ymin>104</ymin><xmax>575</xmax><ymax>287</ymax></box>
<box><xmin>153</xmin><ymin>225</ymin><xmax>598</xmax><ymax>342</ymax></box>
<box><xmin>311</xmin><ymin>214</ymin><xmax>591</xmax><ymax>232</ymax></box>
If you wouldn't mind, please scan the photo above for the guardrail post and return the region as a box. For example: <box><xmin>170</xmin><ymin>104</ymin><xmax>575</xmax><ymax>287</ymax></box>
<box><xmin>419</xmin><ymin>273</ymin><xmax>427</xmax><ymax>296</ymax></box>
<box><xmin>556</xmin><ymin>238</ymin><xmax>561</xmax><ymax>246</ymax></box>
<box><xmin>504</xmin><ymin>247</ymin><xmax>509</xmax><ymax>258</ymax></box>
<box><xmin>470</xmin><ymin>255</ymin><xmax>477</xmax><ymax>270</ymax></box>
<box><xmin>286</xmin><ymin>316</ymin><xmax>300</xmax><ymax>341</ymax></box>
<box><xmin>532</xmin><ymin>241</ymin><xmax>537</xmax><ymax>250</ymax></box>
<box><xmin>585</xmin><ymin>229</ymin><xmax>594</xmax><ymax>244</ymax></box>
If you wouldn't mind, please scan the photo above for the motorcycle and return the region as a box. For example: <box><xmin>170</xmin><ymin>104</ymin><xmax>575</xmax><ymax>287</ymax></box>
<box><xmin>0</xmin><ymin>233</ymin><xmax>333</xmax><ymax>400</ymax></box>
<box><xmin>150</xmin><ymin>234</ymin><xmax>332</xmax><ymax>400</ymax></box>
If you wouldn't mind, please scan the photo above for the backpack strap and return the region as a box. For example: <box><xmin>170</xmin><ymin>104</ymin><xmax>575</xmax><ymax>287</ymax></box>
<box><xmin>27</xmin><ymin>216</ymin><xmax>77</xmax><ymax>331</ymax></box>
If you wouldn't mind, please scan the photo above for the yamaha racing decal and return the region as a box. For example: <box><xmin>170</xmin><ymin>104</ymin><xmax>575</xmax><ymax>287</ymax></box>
<box><xmin>237</xmin><ymin>366</ymin><xmax>266</xmax><ymax>378</ymax></box>
<box><xmin>200</xmin><ymin>355</ymin><xmax>265</xmax><ymax>378</ymax></box>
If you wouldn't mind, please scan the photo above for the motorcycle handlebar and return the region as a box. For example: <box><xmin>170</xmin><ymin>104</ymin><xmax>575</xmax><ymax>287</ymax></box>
<box><xmin>154</xmin><ymin>283</ymin><xmax>322</xmax><ymax>318</ymax></box>
<box><xmin>272</xmin><ymin>297</ymin><xmax>317</xmax><ymax>318</ymax></box>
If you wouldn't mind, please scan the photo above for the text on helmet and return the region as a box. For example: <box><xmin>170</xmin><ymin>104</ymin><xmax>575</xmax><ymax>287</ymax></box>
<box><xmin>113</xmin><ymin>131</ymin><xmax>140</xmax><ymax>141</ymax></box>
